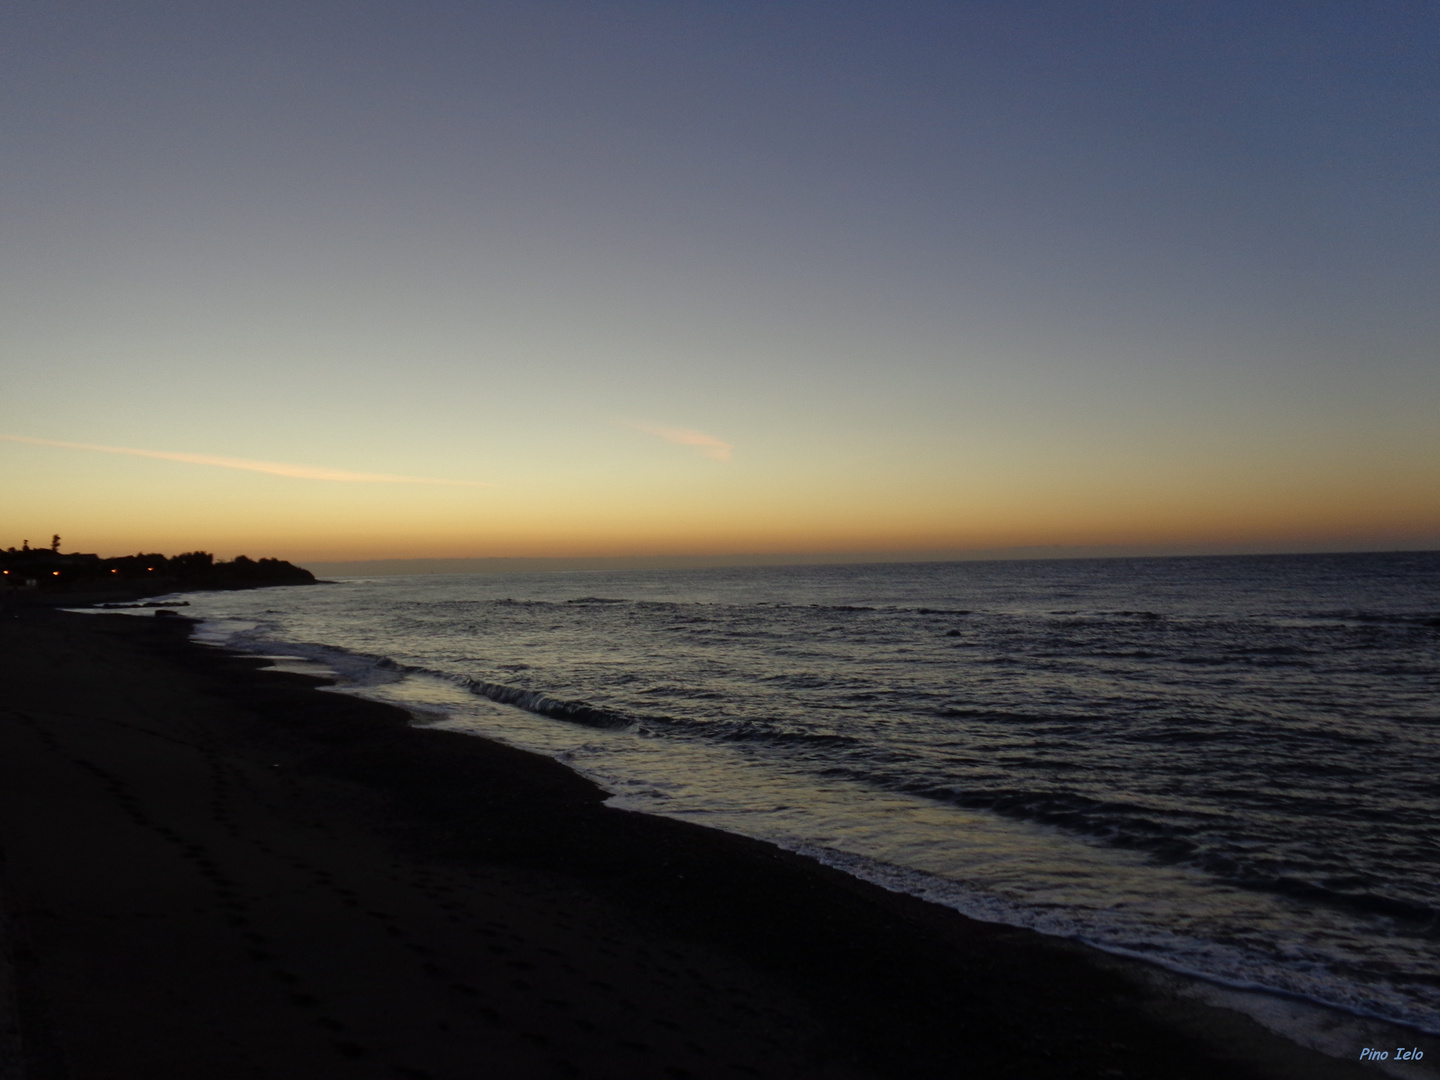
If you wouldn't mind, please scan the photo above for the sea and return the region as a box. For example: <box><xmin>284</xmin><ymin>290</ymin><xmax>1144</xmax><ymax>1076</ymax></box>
<box><xmin>135</xmin><ymin>552</ymin><xmax>1440</xmax><ymax>1051</ymax></box>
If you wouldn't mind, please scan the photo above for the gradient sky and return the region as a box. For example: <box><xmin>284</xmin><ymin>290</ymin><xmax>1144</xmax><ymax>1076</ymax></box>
<box><xmin>3</xmin><ymin>1</ymin><xmax>1437</xmax><ymax>561</ymax></box>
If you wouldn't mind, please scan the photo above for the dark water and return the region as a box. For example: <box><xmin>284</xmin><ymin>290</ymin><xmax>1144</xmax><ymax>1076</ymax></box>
<box><xmin>171</xmin><ymin>551</ymin><xmax>1440</xmax><ymax>1033</ymax></box>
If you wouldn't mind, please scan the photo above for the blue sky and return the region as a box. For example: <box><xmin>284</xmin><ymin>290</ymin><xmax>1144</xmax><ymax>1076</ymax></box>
<box><xmin>3</xmin><ymin>2</ymin><xmax>1436</xmax><ymax>559</ymax></box>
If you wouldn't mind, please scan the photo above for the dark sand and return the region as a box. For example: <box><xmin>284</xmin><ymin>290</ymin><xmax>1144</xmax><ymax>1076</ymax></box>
<box><xmin>0</xmin><ymin>607</ymin><xmax>1384</xmax><ymax>1079</ymax></box>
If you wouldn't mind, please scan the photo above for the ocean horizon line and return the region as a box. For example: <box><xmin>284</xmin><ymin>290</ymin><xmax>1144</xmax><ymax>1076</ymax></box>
<box><xmin>303</xmin><ymin>542</ymin><xmax>1440</xmax><ymax>577</ymax></box>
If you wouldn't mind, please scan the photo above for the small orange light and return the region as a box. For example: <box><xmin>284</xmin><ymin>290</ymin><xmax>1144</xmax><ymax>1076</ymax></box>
<box><xmin>147</xmin><ymin>567</ymin><xmax>154</xmax><ymax>571</ymax></box>
<box><xmin>53</xmin><ymin>571</ymin><xmax>61</xmax><ymax>576</ymax></box>
<box><xmin>112</xmin><ymin>568</ymin><xmax>118</xmax><ymax>573</ymax></box>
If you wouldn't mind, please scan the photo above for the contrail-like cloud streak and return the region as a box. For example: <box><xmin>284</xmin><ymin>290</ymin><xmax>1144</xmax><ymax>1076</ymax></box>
<box><xmin>0</xmin><ymin>434</ymin><xmax>490</xmax><ymax>486</ymax></box>
<box><xmin>625</xmin><ymin>422</ymin><xmax>733</xmax><ymax>461</ymax></box>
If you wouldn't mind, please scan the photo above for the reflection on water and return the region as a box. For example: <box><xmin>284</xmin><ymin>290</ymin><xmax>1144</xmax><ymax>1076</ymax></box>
<box><xmin>170</xmin><ymin>552</ymin><xmax>1440</xmax><ymax>1038</ymax></box>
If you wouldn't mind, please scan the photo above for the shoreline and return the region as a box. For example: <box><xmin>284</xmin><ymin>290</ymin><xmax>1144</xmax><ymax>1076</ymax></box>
<box><xmin>0</xmin><ymin>607</ymin><xmax>1407</xmax><ymax>1078</ymax></box>
<box><xmin>177</xmin><ymin>584</ymin><xmax>1440</xmax><ymax>1052</ymax></box>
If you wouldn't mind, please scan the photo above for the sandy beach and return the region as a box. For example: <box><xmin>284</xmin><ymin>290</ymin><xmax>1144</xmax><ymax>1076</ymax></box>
<box><xmin>0</xmin><ymin>606</ymin><xmax>1383</xmax><ymax>1079</ymax></box>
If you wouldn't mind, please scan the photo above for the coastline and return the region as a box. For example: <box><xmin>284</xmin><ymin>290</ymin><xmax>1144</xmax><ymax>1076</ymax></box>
<box><xmin>0</xmin><ymin>607</ymin><xmax>1396</xmax><ymax>1078</ymax></box>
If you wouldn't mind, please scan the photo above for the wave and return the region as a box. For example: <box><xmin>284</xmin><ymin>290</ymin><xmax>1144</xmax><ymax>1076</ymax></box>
<box><xmin>458</xmin><ymin>677</ymin><xmax>632</xmax><ymax>729</ymax></box>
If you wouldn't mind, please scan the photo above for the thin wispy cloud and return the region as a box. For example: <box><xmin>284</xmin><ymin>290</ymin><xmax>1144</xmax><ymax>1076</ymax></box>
<box><xmin>624</xmin><ymin>422</ymin><xmax>733</xmax><ymax>462</ymax></box>
<box><xmin>0</xmin><ymin>434</ymin><xmax>490</xmax><ymax>486</ymax></box>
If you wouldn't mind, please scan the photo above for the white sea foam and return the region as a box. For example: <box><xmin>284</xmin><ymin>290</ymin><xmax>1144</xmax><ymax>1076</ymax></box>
<box><xmin>158</xmin><ymin>555</ymin><xmax>1440</xmax><ymax>1052</ymax></box>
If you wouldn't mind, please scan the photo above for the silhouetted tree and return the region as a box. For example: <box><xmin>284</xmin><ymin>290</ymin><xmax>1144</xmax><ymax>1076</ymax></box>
<box><xmin>169</xmin><ymin>551</ymin><xmax>215</xmax><ymax>580</ymax></box>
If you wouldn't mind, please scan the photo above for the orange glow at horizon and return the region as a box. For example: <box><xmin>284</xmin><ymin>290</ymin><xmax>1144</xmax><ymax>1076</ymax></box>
<box><xmin>9</xmin><ymin>471</ymin><xmax>1435</xmax><ymax>564</ymax></box>
<box><xmin>2</xmin><ymin>5</ymin><xmax>1437</xmax><ymax>577</ymax></box>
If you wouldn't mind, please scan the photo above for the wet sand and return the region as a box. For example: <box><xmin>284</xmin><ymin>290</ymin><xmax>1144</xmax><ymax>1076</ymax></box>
<box><xmin>0</xmin><ymin>607</ymin><xmax>1380</xmax><ymax>1079</ymax></box>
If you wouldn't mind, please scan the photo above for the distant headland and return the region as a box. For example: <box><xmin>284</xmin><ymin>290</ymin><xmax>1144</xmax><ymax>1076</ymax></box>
<box><xmin>1</xmin><ymin>536</ymin><xmax>316</xmax><ymax>604</ymax></box>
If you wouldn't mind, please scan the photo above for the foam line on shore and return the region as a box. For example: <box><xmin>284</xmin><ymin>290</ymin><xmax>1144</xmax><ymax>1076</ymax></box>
<box><xmin>8</xmin><ymin>604</ymin><xmax>1419</xmax><ymax>1076</ymax></box>
<box><xmin>187</xmin><ymin>610</ymin><xmax>1440</xmax><ymax>1047</ymax></box>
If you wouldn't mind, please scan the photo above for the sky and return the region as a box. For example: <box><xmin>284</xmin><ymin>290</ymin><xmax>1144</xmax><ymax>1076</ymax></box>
<box><xmin>2</xmin><ymin>1</ymin><xmax>1437</xmax><ymax>563</ymax></box>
